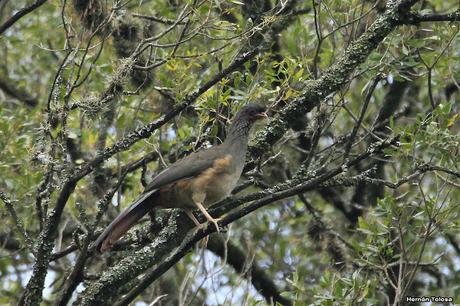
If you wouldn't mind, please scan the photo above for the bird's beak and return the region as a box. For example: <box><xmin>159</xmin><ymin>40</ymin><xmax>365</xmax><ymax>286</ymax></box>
<box><xmin>255</xmin><ymin>112</ymin><xmax>268</xmax><ymax>120</ymax></box>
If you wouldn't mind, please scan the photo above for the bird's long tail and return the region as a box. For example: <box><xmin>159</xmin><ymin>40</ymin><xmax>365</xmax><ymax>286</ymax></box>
<box><xmin>95</xmin><ymin>189</ymin><xmax>157</xmax><ymax>253</ymax></box>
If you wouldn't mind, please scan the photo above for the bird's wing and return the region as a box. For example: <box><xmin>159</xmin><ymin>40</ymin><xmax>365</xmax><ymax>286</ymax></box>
<box><xmin>144</xmin><ymin>144</ymin><xmax>225</xmax><ymax>191</ymax></box>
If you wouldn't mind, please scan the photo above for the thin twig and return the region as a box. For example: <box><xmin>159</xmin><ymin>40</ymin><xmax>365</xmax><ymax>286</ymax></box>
<box><xmin>0</xmin><ymin>191</ymin><xmax>35</xmax><ymax>254</ymax></box>
<box><xmin>343</xmin><ymin>74</ymin><xmax>383</xmax><ymax>160</ymax></box>
<box><xmin>132</xmin><ymin>13</ymin><xmax>187</xmax><ymax>25</ymax></box>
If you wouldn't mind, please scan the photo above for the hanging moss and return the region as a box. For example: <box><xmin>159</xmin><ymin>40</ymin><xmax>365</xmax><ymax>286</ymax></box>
<box><xmin>73</xmin><ymin>0</ymin><xmax>108</xmax><ymax>32</ymax></box>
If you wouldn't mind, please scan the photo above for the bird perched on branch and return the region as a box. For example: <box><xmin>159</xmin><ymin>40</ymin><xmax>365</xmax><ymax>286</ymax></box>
<box><xmin>95</xmin><ymin>104</ymin><xmax>268</xmax><ymax>252</ymax></box>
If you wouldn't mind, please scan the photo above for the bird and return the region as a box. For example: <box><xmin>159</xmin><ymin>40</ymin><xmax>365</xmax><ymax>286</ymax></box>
<box><xmin>95</xmin><ymin>103</ymin><xmax>268</xmax><ymax>252</ymax></box>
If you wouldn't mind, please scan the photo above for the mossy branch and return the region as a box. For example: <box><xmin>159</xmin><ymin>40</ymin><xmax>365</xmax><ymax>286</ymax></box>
<box><xmin>249</xmin><ymin>0</ymin><xmax>420</xmax><ymax>157</ymax></box>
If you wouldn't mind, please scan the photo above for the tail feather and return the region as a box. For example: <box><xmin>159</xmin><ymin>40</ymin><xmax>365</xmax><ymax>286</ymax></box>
<box><xmin>95</xmin><ymin>189</ymin><xmax>157</xmax><ymax>253</ymax></box>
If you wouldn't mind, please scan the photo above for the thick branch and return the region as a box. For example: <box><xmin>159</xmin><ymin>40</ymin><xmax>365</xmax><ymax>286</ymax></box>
<box><xmin>19</xmin><ymin>180</ymin><xmax>77</xmax><ymax>306</ymax></box>
<box><xmin>0</xmin><ymin>0</ymin><xmax>48</xmax><ymax>35</ymax></box>
<box><xmin>406</xmin><ymin>10</ymin><xmax>460</xmax><ymax>24</ymax></box>
<box><xmin>56</xmin><ymin>172</ymin><xmax>128</xmax><ymax>306</ymax></box>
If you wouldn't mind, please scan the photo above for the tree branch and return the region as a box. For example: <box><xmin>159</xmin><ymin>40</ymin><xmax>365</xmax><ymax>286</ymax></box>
<box><xmin>0</xmin><ymin>76</ymin><xmax>38</xmax><ymax>107</ymax></box>
<box><xmin>0</xmin><ymin>191</ymin><xmax>34</xmax><ymax>253</ymax></box>
<box><xmin>249</xmin><ymin>0</ymin><xmax>420</xmax><ymax>158</ymax></box>
<box><xmin>19</xmin><ymin>47</ymin><xmax>259</xmax><ymax>306</ymax></box>
<box><xmin>406</xmin><ymin>10</ymin><xmax>460</xmax><ymax>24</ymax></box>
<box><xmin>20</xmin><ymin>3</ymin><xmax>306</xmax><ymax>301</ymax></box>
<box><xmin>73</xmin><ymin>2</ymin><xmax>426</xmax><ymax>302</ymax></box>
<box><xmin>116</xmin><ymin>235</ymin><xmax>293</xmax><ymax>306</ymax></box>
<box><xmin>207</xmin><ymin>235</ymin><xmax>292</xmax><ymax>306</ymax></box>
<box><xmin>132</xmin><ymin>13</ymin><xmax>187</xmax><ymax>25</ymax></box>
<box><xmin>0</xmin><ymin>0</ymin><xmax>48</xmax><ymax>35</ymax></box>
<box><xmin>76</xmin><ymin>137</ymin><xmax>398</xmax><ymax>305</ymax></box>
<box><xmin>74</xmin><ymin>48</ymin><xmax>258</xmax><ymax>183</ymax></box>
<box><xmin>56</xmin><ymin>171</ymin><xmax>128</xmax><ymax>306</ymax></box>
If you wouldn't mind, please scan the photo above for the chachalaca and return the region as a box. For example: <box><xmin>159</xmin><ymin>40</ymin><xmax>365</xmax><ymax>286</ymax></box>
<box><xmin>95</xmin><ymin>103</ymin><xmax>267</xmax><ymax>252</ymax></box>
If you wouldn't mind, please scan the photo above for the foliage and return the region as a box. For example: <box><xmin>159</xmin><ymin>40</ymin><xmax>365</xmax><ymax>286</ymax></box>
<box><xmin>0</xmin><ymin>0</ymin><xmax>459</xmax><ymax>305</ymax></box>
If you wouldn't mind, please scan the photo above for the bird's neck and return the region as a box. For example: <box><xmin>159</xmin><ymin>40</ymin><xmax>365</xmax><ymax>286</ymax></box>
<box><xmin>223</xmin><ymin>119</ymin><xmax>251</xmax><ymax>153</ymax></box>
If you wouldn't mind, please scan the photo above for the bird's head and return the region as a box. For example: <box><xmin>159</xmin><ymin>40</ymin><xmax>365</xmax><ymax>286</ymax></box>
<box><xmin>226</xmin><ymin>103</ymin><xmax>268</xmax><ymax>140</ymax></box>
<box><xmin>235</xmin><ymin>103</ymin><xmax>268</xmax><ymax>124</ymax></box>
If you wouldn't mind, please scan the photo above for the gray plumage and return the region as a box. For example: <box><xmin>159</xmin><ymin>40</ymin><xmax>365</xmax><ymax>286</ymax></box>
<box><xmin>95</xmin><ymin>103</ymin><xmax>267</xmax><ymax>252</ymax></box>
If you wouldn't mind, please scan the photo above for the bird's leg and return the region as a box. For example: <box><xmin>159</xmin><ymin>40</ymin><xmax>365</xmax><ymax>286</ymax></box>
<box><xmin>185</xmin><ymin>209</ymin><xmax>209</xmax><ymax>248</ymax></box>
<box><xmin>194</xmin><ymin>201</ymin><xmax>221</xmax><ymax>233</ymax></box>
<box><xmin>185</xmin><ymin>210</ymin><xmax>201</xmax><ymax>227</ymax></box>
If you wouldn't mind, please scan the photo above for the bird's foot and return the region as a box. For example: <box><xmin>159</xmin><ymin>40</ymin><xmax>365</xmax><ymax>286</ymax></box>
<box><xmin>193</xmin><ymin>202</ymin><xmax>222</xmax><ymax>233</ymax></box>
<box><xmin>206</xmin><ymin>216</ymin><xmax>222</xmax><ymax>233</ymax></box>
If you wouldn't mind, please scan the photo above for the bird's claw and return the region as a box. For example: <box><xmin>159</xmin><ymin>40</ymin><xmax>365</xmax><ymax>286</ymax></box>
<box><xmin>197</xmin><ymin>218</ymin><xmax>221</xmax><ymax>249</ymax></box>
<box><xmin>208</xmin><ymin>217</ymin><xmax>222</xmax><ymax>233</ymax></box>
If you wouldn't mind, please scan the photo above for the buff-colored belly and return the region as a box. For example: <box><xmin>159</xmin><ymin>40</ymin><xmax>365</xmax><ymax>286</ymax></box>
<box><xmin>155</xmin><ymin>155</ymin><xmax>240</xmax><ymax>209</ymax></box>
